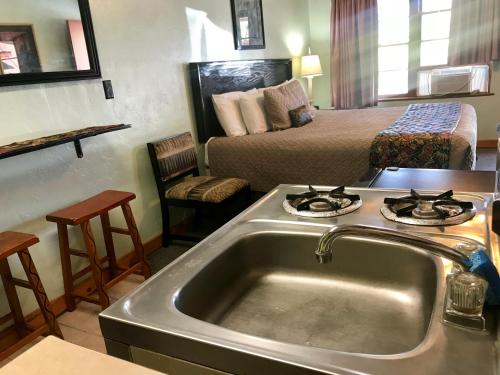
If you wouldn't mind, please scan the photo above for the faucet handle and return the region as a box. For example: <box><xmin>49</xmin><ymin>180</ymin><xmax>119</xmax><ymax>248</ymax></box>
<box><xmin>448</xmin><ymin>272</ymin><xmax>488</xmax><ymax>315</ymax></box>
<box><xmin>444</xmin><ymin>272</ymin><xmax>488</xmax><ymax>331</ymax></box>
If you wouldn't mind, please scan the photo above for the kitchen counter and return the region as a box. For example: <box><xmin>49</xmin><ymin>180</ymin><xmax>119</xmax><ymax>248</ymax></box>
<box><xmin>1</xmin><ymin>336</ymin><xmax>162</xmax><ymax>375</ymax></box>
<box><xmin>368</xmin><ymin>168</ymin><xmax>496</xmax><ymax>192</ymax></box>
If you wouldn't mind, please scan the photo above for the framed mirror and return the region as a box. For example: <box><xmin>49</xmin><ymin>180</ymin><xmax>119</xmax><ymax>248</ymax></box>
<box><xmin>0</xmin><ymin>0</ymin><xmax>100</xmax><ymax>86</ymax></box>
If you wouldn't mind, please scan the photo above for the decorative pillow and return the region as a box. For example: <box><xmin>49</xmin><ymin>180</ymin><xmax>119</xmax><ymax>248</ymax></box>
<box><xmin>239</xmin><ymin>90</ymin><xmax>271</xmax><ymax>134</ymax></box>
<box><xmin>263</xmin><ymin>80</ymin><xmax>311</xmax><ymax>131</ymax></box>
<box><xmin>268</xmin><ymin>79</ymin><xmax>291</xmax><ymax>89</ymax></box>
<box><xmin>289</xmin><ymin>105</ymin><xmax>313</xmax><ymax>127</ymax></box>
<box><xmin>212</xmin><ymin>89</ymin><xmax>257</xmax><ymax>137</ymax></box>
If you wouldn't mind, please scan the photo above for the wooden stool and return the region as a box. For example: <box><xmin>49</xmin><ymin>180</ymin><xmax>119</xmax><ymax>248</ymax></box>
<box><xmin>0</xmin><ymin>232</ymin><xmax>63</xmax><ymax>361</ymax></box>
<box><xmin>46</xmin><ymin>190</ymin><xmax>151</xmax><ymax>311</ymax></box>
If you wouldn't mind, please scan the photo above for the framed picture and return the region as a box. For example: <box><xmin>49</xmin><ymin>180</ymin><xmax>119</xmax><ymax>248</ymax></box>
<box><xmin>0</xmin><ymin>25</ymin><xmax>41</xmax><ymax>75</ymax></box>
<box><xmin>230</xmin><ymin>0</ymin><xmax>265</xmax><ymax>50</ymax></box>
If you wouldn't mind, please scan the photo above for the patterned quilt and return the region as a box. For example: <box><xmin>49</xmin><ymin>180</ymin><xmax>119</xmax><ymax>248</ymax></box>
<box><xmin>370</xmin><ymin>103</ymin><xmax>462</xmax><ymax>169</ymax></box>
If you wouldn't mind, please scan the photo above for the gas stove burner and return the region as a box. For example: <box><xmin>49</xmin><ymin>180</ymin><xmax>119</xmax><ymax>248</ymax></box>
<box><xmin>381</xmin><ymin>189</ymin><xmax>476</xmax><ymax>226</ymax></box>
<box><xmin>283</xmin><ymin>186</ymin><xmax>362</xmax><ymax>218</ymax></box>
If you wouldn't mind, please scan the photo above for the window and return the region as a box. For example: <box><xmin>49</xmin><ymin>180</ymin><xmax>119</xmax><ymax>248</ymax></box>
<box><xmin>377</xmin><ymin>0</ymin><xmax>490</xmax><ymax>98</ymax></box>
<box><xmin>419</xmin><ymin>0</ymin><xmax>451</xmax><ymax>67</ymax></box>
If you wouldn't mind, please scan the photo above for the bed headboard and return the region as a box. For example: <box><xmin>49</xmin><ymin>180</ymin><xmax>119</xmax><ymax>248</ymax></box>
<box><xmin>189</xmin><ymin>58</ymin><xmax>293</xmax><ymax>143</ymax></box>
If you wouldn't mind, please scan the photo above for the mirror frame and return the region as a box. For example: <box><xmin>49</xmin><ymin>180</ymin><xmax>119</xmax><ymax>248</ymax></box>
<box><xmin>0</xmin><ymin>0</ymin><xmax>101</xmax><ymax>87</ymax></box>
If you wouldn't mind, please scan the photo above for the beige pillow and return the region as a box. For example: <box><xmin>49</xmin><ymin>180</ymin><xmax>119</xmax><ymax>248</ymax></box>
<box><xmin>212</xmin><ymin>89</ymin><xmax>257</xmax><ymax>137</ymax></box>
<box><xmin>239</xmin><ymin>90</ymin><xmax>270</xmax><ymax>134</ymax></box>
<box><xmin>264</xmin><ymin>80</ymin><xmax>310</xmax><ymax>131</ymax></box>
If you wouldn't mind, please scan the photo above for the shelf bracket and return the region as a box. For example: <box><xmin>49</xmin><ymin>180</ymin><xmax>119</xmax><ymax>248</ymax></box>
<box><xmin>74</xmin><ymin>140</ymin><xmax>83</xmax><ymax>158</ymax></box>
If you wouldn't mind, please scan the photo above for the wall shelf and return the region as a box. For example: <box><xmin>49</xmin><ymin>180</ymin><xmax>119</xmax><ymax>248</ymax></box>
<box><xmin>0</xmin><ymin>124</ymin><xmax>131</xmax><ymax>160</ymax></box>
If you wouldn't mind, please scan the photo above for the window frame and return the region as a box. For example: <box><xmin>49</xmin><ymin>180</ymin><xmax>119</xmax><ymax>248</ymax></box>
<box><xmin>377</xmin><ymin>0</ymin><xmax>493</xmax><ymax>100</ymax></box>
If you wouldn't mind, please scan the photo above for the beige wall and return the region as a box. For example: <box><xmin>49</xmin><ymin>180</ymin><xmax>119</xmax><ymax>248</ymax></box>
<box><xmin>308</xmin><ymin>0</ymin><xmax>500</xmax><ymax>140</ymax></box>
<box><xmin>0</xmin><ymin>0</ymin><xmax>311</xmax><ymax>316</ymax></box>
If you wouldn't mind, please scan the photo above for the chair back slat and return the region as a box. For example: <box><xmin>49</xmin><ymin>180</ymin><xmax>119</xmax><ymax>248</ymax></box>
<box><xmin>148</xmin><ymin>132</ymin><xmax>198</xmax><ymax>183</ymax></box>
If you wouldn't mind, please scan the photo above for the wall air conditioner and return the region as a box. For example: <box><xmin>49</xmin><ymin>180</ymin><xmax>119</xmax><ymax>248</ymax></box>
<box><xmin>430</xmin><ymin>72</ymin><xmax>472</xmax><ymax>95</ymax></box>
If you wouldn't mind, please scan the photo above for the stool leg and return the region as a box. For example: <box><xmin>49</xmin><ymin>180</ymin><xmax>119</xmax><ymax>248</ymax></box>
<box><xmin>100</xmin><ymin>213</ymin><xmax>118</xmax><ymax>278</ymax></box>
<box><xmin>17</xmin><ymin>249</ymin><xmax>63</xmax><ymax>339</ymax></box>
<box><xmin>121</xmin><ymin>203</ymin><xmax>152</xmax><ymax>278</ymax></box>
<box><xmin>0</xmin><ymin>259</ymin><xmax>27</xmax><ymax>337</ymax></box>
<box><xmin>57</xmin><ymin>223</ymin><xmax>75</xmax><ymax>312</ymax></box>
<box><xmin>80</xmin><ymin>221</ymin><xmax>110</xmax><ymax>309</ymax></box>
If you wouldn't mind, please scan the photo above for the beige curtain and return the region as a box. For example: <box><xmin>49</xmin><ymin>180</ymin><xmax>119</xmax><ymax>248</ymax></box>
<box><xmin>330</xmin><ymin>0</ymin><xmax>378</xmax><ymax>109</ymax></box>
<box><xmin>449</xmin><ymin>0</ymin><xmax>500</xmax><ymax>65</ymax></box>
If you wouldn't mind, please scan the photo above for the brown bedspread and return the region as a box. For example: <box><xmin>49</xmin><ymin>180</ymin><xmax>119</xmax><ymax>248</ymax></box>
<box><xmin>207</xmin><ymin>104</ymin><xmax>477</xmax><ymax>192</ymax></box>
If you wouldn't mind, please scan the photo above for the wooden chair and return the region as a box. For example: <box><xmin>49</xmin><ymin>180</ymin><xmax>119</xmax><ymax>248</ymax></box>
<box><xmin>0</xmin><ymin>231</ymin><xmax>63</xmax><ymax>361</ymax></box>
<box><xmin>46</xmin><ymin>191</ymin><xmax>151</xmax><ymax>311</ymax></box>
<box><xmin>147</xmin><ymin>132</ymin><xmax>251</xmax><ymax>246</ymax></box>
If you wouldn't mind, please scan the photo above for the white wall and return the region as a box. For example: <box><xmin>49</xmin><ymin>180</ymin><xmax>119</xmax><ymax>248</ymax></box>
<box><xmin>0</xmin><ymin>0</ymin><xmax>311</xmax><ymax>316</ymax></box>
<box><xmin>308</xmin><ymin>0</ymin><xmax>500</xmax><ymax>140</ymax></box>
<box><xmin>0</xmin><ymin>0</ymin><xmax>81</xmax><ymax>72</ymax></box>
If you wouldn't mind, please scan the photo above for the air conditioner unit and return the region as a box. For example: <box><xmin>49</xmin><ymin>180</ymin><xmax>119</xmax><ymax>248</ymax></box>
<box><xmin>430</xmin><ymin>72</ymin><xmax>472</xmax><ymax>95</ymax></box>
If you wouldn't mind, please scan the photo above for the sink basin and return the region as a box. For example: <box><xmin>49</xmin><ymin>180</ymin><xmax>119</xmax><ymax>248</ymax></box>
<box><xmin>175</xmin><ymin>232</ymin><xmax>438</xmax><ymax>355</ymax></box>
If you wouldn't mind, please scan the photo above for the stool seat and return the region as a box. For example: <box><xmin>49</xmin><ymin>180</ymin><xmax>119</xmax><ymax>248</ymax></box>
<box><xmin>0</xmin><ymin>232</ymin><xmax>38</xmax><ymax>259</ymax></box>
<box><xmin>46</xmin><ymin>190</ymin><xmax>136</xmax><ymax>225</ymax></box>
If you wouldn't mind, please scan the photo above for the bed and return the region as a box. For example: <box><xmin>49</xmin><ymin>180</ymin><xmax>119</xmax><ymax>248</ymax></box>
<box><xmin>189</xmin><ymin>59</ymin><xmax>478</xmax><ymax>192</ymax></box>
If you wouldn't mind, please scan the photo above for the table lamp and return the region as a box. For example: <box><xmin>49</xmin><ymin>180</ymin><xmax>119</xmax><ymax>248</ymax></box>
<box><xmin>301</xmin><ymin>49</ymin><xmax>323</xmax><ymax>102</ymax></box>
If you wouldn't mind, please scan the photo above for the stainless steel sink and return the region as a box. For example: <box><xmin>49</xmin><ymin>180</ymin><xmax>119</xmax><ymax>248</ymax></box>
<box><xmin>176</xmin><ymin>232</ymin><xmax>437</xmax><ymax>355</ymax></box>
<box><xmin>100</xmin><ymin>186</ymin><xmax>498</xmax><ymax>375</ymax></box>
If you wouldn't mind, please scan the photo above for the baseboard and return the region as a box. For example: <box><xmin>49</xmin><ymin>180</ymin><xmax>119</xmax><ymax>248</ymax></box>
<box><xmin>478</xmin><ymin>140</ymin><xmax>497</xmax><ymax>148</ymax></box>
<box><xmin>0</xmin><ymin>233</ymin><xmax>163</xmax><ymax>348</ymax></box>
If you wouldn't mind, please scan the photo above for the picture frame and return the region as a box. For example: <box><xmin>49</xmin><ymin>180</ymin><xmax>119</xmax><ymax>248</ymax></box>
<box><xmin>0</xmin><ymin>25</ymin><xmax>41</xmax><ymax>75</ymax></box>
<box><xmin>230</xmin><ymin>0</ymin><xmax>266</xmax><ymax>50</ymax></box>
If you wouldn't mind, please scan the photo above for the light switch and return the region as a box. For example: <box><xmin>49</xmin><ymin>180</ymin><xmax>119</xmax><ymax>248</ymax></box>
<box><xmin>103</xmin><ymin>80</ymin><xmax>114</xmax><ymax>99</ymax></box>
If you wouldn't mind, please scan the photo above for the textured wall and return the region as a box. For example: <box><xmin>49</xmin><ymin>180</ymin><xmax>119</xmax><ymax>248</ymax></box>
<box><xmin>308</xmin><ymin>0</ymin><xmax>500</xmax><ymax>140</ymax></box>
<box><xmin>0</xmin><ymin>0</ymin><xmax>311</xmax><ymax>316</ymax></box>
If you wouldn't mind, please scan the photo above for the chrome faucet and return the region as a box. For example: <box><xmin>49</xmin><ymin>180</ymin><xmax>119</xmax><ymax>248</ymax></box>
<box><xmin>315</xmin><ymin>224</ymin><xmax>471</xmax><ymax>270</ymax></box>
<box><xmin>316</xmin><ymin>224</ymin><xmax>491</xmax><ymax>331</ymax></box>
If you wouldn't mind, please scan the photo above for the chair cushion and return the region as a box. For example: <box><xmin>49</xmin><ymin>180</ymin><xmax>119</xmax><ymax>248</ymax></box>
<box><xmin>166</xmin><ymin>176</ymin><xmax>249</xmax><ymax>203</ymax></box>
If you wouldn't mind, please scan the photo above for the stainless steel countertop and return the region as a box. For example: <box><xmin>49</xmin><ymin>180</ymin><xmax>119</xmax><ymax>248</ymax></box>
<box><xmin>100</xmin><ymin>185</ymin><xmax>499</xmax><ymax>375</ymax></box>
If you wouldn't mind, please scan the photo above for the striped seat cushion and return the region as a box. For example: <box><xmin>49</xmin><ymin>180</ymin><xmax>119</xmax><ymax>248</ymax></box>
<box><xmin>166</xmin><ymin>176</ymin><xmax>249</xmax><ymax>203</ymax></box>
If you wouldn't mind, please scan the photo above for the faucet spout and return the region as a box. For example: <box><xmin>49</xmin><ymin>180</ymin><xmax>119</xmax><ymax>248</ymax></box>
<box><xmin>316</xmin><ymin>224</ymin><xmax>471</xmax><ymax>270</ymax></box>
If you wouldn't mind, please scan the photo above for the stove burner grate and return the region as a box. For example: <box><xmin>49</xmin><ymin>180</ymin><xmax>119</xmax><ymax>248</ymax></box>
<box><xmin>381</xmin><ymin>189</ymin><xmax>476</xmax><ymax>226</ymax></box>
<box><xmin>283</xmin><ymin>186</ymin><xmax>362</xmax><ymax>218</ymax></box>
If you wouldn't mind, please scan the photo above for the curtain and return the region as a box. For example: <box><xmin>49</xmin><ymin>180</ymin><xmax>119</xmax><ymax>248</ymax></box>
<box><xmin>494</xmin><ymin>0</ymin><xmax>500</xmax><ymax>61</ymax></box>
<box><xmin>448</xmin><ymin>0</ymin><xmax>500</xmax><ymax>65</ymax></box>
<box><xmin>330</xmin><ymin>0</ymin><xmax>378</xmax><ymax>109</ymax></box>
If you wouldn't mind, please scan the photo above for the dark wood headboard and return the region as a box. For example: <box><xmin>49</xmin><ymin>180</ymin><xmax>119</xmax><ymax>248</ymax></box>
<box><xmin>189</xmin><ymin>59</ymin><xmax>293</xmax><ymax>143</ymax></box>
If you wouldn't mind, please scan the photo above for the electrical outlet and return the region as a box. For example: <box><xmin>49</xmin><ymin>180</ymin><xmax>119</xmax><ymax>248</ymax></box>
<box><xmin>103</xmin><ymin>80</ymin><xmax>114</xmax><ymax>99</ymax></box>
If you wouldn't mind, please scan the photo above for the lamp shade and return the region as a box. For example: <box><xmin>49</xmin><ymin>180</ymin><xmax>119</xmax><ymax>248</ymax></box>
<box><xmin>301</xmin><ymin>54</ymin><xmax>323</xmax><ymax>77</ymax></box>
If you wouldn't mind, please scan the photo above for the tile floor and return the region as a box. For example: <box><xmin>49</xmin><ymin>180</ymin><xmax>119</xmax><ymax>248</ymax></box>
<box><xmin>476</xmin><ymin>148</ymin><xmax>496</xmax><ymax>171</ymax></box>
<box><xmin>0</xmin><ymin>244</ymin><xmax>191</xmax><ymax>367</ymax></box>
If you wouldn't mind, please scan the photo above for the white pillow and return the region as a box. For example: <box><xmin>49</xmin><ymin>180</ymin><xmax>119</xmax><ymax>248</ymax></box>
<box><xmin>240</xmin><ymin>90</ymin><xmax>270</xmax><ymax>134</ymax></box>
<box><xmin>212</xmin><ymin>89</ymin><xmax>257</xmax><ymax>137</ymax></box>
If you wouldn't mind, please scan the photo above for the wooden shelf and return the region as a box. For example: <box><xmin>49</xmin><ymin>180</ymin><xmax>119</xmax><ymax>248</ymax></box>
<box><xmin>0</xmin><ymin>124</ymin><xmax>131</xmax><ymax>160</ymax></box>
